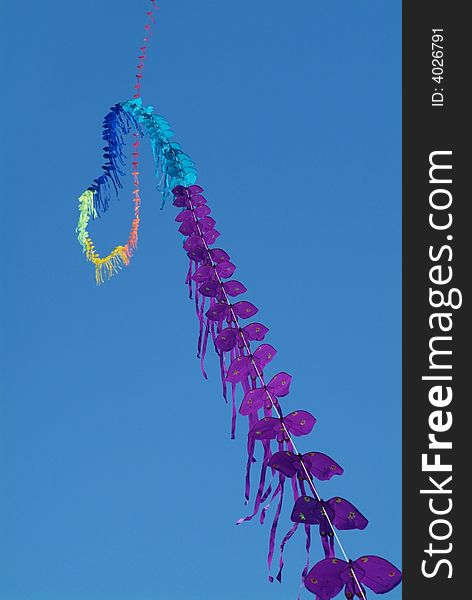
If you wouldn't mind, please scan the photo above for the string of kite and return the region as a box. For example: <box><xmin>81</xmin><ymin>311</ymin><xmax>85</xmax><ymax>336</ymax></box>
<box><xmin>76</xmin><ymin>2</ymin><xmax>402</xmax><ymax>598</ymax></box>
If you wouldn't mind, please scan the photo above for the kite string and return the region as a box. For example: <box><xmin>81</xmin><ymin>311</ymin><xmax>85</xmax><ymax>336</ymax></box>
<box><xmin>185</xmin><ymin>189</ymin><xmax>367</xmax><ymax>600</ymax></box>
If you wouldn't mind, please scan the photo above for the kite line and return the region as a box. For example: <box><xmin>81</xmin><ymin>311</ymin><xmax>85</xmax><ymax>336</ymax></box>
<box><xmin>76</xmin><ymin>2</ymin><xmax>402</xmax><ymax>598</ymax></box>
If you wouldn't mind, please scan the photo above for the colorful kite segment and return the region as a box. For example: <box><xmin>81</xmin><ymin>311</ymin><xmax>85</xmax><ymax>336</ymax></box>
<box><xmin>76</xmin><ymin>2</ymin><xmax>402</xmax><ymax>598</ymax></box>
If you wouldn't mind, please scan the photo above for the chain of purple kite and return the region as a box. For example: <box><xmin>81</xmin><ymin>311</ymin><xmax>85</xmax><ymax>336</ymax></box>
<box><xmin>181</xmin><ymin>187</ymin><xmax>368</xmax><ymax>600</ymax></box>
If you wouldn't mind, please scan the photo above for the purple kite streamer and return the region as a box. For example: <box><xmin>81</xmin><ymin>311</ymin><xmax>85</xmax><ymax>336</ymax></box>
<box><xmin>170</xmin><ymin>183</ymin><xmax>401</xmax><ymax>598</ymax></box>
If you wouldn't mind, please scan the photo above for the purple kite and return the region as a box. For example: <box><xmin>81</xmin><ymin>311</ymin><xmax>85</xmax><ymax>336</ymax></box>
<box><xmin>290</xmin><ymin>495</ymin><xmax>368</xmax><ymax>558</ymax></box>
<box><xmin>304</xmin><ymin>556</ymin><xmax>402</xmax><ymax>599</ymax></box>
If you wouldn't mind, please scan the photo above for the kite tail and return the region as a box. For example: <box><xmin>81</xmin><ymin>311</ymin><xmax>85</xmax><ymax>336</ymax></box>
<box><xmin>275</xmin><ymin>522</ymin><xmax>299</xmax><ymax>583</ymax></box>
<box><xmin>236</xmin><ymin>439</ymin><xmax>272</xmax><ymax>525</ymax></box>
<box><xmin>89</xmin><ymin>104</ymin><xmax>141</xmax><ymax>213</ymax></box>
<box><xmin>267</xmin><ymin>473</ymin><xmax>285</xmax><ymax>582</ymax></box>
<box><xmin>185</xmin><ymin>260</ymin><xmax>193</xmax><ymax>299</ymax></box>
<box><xmin>200</xmin><ymin>320</ymin><xmax>210</xmax><ymax>380</ymax></box>
<box><xmin>296</xmin><ymin>525</ymin><xmax>312</xmax><ymax>600</ymax></box>
<box><xmin>260</xmin><ymin>477</ymin><xmax>281</xmax><ymax>527</ymax></box>
<box><xmin>244</xmin><ymin>418</ymin><xmax>257</xmax><ymax>503</ymax></box>
<box><xmin>77</xmin><ymin>111</ymin><xmax>142</xmax><ymax>284</ymax></box>
<box><xmin>218</xmin><ymin>350</ymin><xmax>228</xmax><ymax>402</ymax></box>
<box><xmin>76</xmin><ymin>192</ymin><xmax>130</xmax><ymax>284</ymax></box>
<box><xmin>231</xmin><ymin>383</ymin><xmax>237</xmax><ymax>439</ymax></box>
<box><xmin>260</xmin><ymin>468</ymin><xmax>276</xmax><ymax>504</ymax></box>
<box><xmin>274</xmin><ymin>470</ymin><xmax>303</xmax><ymax>582</ymax></box>
<box><xmin>302</xmin><ymin>524</ymin><xmax>312</xmax><ymax>579</ymax></box>
<box><xmin>195</xmin><ymin>293</ymin><xmax>206</xmax><ymax>357</ymax></box>
<box><xmin>93</xmin><ymin>246</ymin><xmax>130</xmax><ymax>285</ymax></box>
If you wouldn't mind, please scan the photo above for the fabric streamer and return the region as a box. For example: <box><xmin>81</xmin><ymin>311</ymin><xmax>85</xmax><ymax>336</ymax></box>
<box><xmin>76</xmin><ymin>2</ymin><xmax>402</xmax><ymax>598</ymax></box>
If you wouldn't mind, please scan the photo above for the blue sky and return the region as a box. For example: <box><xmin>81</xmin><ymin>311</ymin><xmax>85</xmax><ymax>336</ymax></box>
<box><xmin>0</xmin><ymin>1</ymin><xmax>401</xmax><ymax>599</ymax></box>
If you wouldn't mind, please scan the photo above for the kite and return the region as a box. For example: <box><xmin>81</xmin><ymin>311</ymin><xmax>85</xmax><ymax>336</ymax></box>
<box><xmin>76</xmin><ymin>2</ymin><xmax>402</xmax><ymax>598</ymax></box>
<box><xmin>304</xmin><ymin>556</ymin><xmax>402</xmax><ymax>600</ymax></box>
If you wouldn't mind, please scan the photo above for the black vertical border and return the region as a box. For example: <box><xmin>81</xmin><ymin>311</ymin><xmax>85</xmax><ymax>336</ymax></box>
<box><xmin>403</xmin><ymin>2</ymin><xmax>468</xmax><ymax>598</ymax></box>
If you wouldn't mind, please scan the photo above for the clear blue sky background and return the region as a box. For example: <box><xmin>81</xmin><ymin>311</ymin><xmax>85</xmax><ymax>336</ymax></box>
<box><xmin>0</xmin><ymin>1</ymin><xmax>401</xmax><ymax>599</ymax></box>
